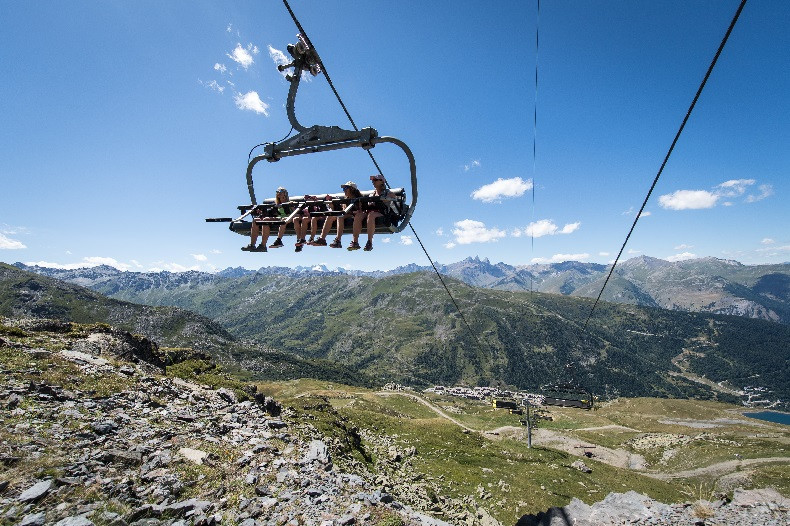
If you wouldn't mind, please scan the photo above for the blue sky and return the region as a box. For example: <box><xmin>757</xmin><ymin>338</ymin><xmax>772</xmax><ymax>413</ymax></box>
<box><xmin>1</xmin><ymin>1</ymin><xmax>788</xmax><ymax>273</ymax></box>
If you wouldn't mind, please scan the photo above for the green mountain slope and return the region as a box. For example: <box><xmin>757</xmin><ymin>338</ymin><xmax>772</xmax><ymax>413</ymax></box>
<box><xmin>0</xmin><ymin>263</ymin><xmax>372</xmax><ymax>387</ymax></box>
<box><xmin>34</xmin><ymin>265</ymin><xmax>787</xmax><ymax>406</ymax></box>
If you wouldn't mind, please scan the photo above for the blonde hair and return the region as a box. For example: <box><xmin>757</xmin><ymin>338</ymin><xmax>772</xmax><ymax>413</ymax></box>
<box><xmin>275</xmin><ymin>189</ymin><xmax>289</xmax><ymax>205</ymax></box>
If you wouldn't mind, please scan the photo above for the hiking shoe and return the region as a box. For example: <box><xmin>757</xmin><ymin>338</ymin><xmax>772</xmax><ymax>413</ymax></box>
<box><xmin>307</xmin><ymin>237</ymin><xmax>315</xmax><ymax>245</ymax></box>
<box><xmin>364</xmin><ymin>240</ymin><xmax>373</xmax><ymax>251</ymax></box>
<box><xmin>255</xmin><ymin>243</ymin><xmax>268</xmax><ymax>252</ymax></box>
<box><xmin>269</xmin><ymin>238</ymin><xmax>284</xmax><ymax>248</ymax></box>
<box><xmin>241</xmin><ymin>243</ymin><xmax>255</xmax><ymax>251</ymax></box>
<box><xmin>329</xmin><ymin>239</ymin><xmax>342</xmax><ymax>249</ymax></box>
<box><xmin>347</xmin><ymin>241</ymin><xmax>361</xmax><ymax>251</ymax></box>
<box><xmin>295</xmin><ymin>244</ymin><xmax>303</xmax><ymax>253</ymax></box>
<box><xmin>311</xmin><ymin>238</ymin><xmax>327</xmax><ymax>246</ymax></box>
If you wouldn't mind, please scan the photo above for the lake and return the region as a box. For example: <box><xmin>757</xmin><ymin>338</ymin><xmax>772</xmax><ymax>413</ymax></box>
<box><xmin>745</xmin><ymin>411</ymin><xmax>790</xmax><ymax>426</ymax></box>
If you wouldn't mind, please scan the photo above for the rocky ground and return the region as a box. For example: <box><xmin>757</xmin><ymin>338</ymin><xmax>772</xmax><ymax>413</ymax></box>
<box><xmin>1</xmin><ymin>318</ymin><xmax>788</xmax><ymax>526</ymax></box>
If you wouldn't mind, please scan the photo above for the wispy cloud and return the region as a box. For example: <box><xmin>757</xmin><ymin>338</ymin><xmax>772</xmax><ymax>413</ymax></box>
<box><xmin>399</xmin><ymin>235</ymin><xmax>413</xmax><ymax>246</ymax></box>
<box><xmin>199</xmin><ymin>79</ymin><xmax>225</xmax><ymax>93</ymax></box>
<box><xmin>444</xmin><ymin>242</ymin><xmax>456</xmax><ymax>249</ymax></box>
<box><xmin>531</xmin><ymin>253</ymin><xmax>590</xmax><ymax>264</ymax></box>
<box><xmin>214</xmin><ymin>63</ymin><xmax>227</xmax><ymax>74</ymax></box>
<box><xmin>471</xmin><ymin>177</ymin><xmax>532</xmax><ymax>203</ymax></box>
<box><xmin>227</xmin><ymin>43</ymin><xmax>259</xmax><ymax>70</ymax></box>
<box><xmin>451</xmin><ymin>219</ymin><xmax>506</xmax><ymax>244</ymax></box>
<box><xmin>520</xmin><ymin>219</ymin><xmax>580</xmax><ymax>238</ymax></box>
<box><xmin>0</xmin><ymin>233</ymin><xmax>26</xmax><ymax>250</ymax></box>
<box><xmin>659</xmin><ymin>178</ymin><xmax>772</xmax><ymax>211</ymax></box>
<box><xmin>761</xmin><ymin>238</ymin><xmax>775</xmax><ymax>245</ymax></box>
<box><xmin>435</xmin><ymin>228</ymin><xmax>444</xmax><ymax>236</ymax></box>
<box><xmin>24</xmin><ymin>257</ymin><xmax>134</xmax><ymax>271</ymax></box>
<box><xmin>463</xmin><ymin>159</ymin><xmax>481</xmax><ymax>172</ymax></box>
<box><xmin>666</xmin><ymin>252</ymin><xmax>697</xmax><ymax>262</ymax></box>
<box><xmin>658</xmin><ymin>189</ymin><xmax>719</xmax><ymax>210</ymax></box>
<box><xmin>191</xmin><ymin>254</ymin><xmax>207</xmax><ymax>262</ymax></box>
<box><xmin>234</xmin><ymin>91</ymin><xmax>269</xmax><ymax>115</ymax></box>
<box><xmin>746</xmin><ymin>184</ymin><xmax>774</xmax><ymax>203</ymax></box>
<box><xmin>674</xmin><ymin>244</ymin><xmax>694</xmax><ymax>250</ymax></box>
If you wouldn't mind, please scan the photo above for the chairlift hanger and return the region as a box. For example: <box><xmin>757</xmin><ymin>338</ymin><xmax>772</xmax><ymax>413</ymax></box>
<box><xmin>206</xmin><ymin>34</ymin><xmax>418</xmax><ymax>242</ymax></box>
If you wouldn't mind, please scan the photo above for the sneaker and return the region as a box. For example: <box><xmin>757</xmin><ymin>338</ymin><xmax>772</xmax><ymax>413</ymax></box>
<box><xmin>295</xmin><ymin>244</ymin><xmax>303</xmax><ymax>253</ymax></box>
<box><xmin>307</xmin><ymin>236</ymin><xmax>315</xmax><ymax>245</ymax></box>
<box><xmin>347</xmin><ymin>241</ymin><xmax>361</xmax><ymax>251</ymax></box>
<box><xmin>364</xmin><ymin>240</ymin><xmax>373</xmax><ymax>251</ymax></box>
<box><xmin>255</xmin><ymin>243</ymin><xmax>268</xmax><ymax>252</ymax></box>
<box><xmin>329</xmin><ymin>239</ymin><xmax>342</xmax><ymax>249</ymax></box>
<box><xmin>311</xmin><ymin>238</ymin><xmax>327</xmax><ymax>246</ymax></box>
<box><xmin>241</xmin><ymin>243</ymin><xmax>256</xmax><ymax>251</ymax></box>
<box><xmin>269</xmin><ymin>238</ymin><xmax>284</xmax><ymax>248</ymax></box>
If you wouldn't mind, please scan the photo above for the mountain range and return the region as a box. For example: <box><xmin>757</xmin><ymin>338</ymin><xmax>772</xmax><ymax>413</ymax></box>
<box><xmin>14</xmin><ymin>255</ymin><xmax>790</xmax><ymax>324</ymax></box>
<box><xmin>3</xmin><ymin>260</ymin><xmax>789</xmax><ymax>408</ymax></box>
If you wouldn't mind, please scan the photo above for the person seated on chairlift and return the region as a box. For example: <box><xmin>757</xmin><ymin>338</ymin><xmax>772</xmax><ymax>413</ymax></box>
<box><xmin>305</xmin><ymin>194</ymin><xmax>335</xmax><ymax>246</ymax></box>
<box><xmin>243</xmin><ymin>205</ymin><xmax>272</xmax><ymax>252</ymax></box>
<box><xmin>325</xmin><ymin>181</ymin><xmax>362</xmax><ymax>249</ymax></box>
<box><xmin>348</xmin><ymin>174</ymin><xmax>392</xmax><ymax>252</ymax></box>
<box><xmin>267</xmin><ymin>187</ymin><xmax>309</xmax><ymax>251</ymax></box>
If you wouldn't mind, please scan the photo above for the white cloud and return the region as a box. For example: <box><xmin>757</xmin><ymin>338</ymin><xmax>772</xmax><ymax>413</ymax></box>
<box><xmin>659</xmin><ymin>179</ymin><xmax>772</xmax><ymax>211</ymax></box>
<box><xmin>191</xmin><ymin>254</ymin><xmax>208</xmax><ymax>261</ymax></box>
<box><xmin>234</xmin><ymin>91</ymin><xmax>269</xmax><ymax>115</ymax></box>
<box><xmin>756</xmin><ymin>244</ymin><xmax>790</xmax><ymax>253</ymax></box>
<box><xmin>0</xmin><ymin>233</ymin><xmax>26</xmax><ymax>249</ymax></box>
<box><xmin>640</xmin><ymin>211</ymin><xmax>652</xmax><ymax>217</ymax></box>
<box><xmin>214</xmin><ymin>63</ymin><xmax>227</xmax><ymax>74</ymax></box>
<box><xmin>444</xmin><ymin>242</ymin><xmax>456</xmax><ymax>249</ymax></box>
<box><xmin>522</xmin><ymin>219</ymin><xmax>580</xmax><ymax>238</ymax></box>
<box><xmin>435</xmin><ymin>228</ymin><xmax>444</xmax><ymax>236</ymax></box>
<box><xmin>599</xmin><ymin>252</ymin><xmax>610</xmax><ymax>257</ymax></box>
<box><xmin>227</xmin><ymin>43</ymin><xmax>258</xmax><ymax>69</ymax></box>
<box><xmin>463</xmin><ymin>159</ymin><xmax>481</xmax><ymax>172</ymax></box>
<box><xmin>674</xmin><ymin>244</ymin><xmax>694</xmax><ymax>250</ymax></box>
<box><xmin>658</xmin><ymin>190</ymin><xmax>719</xmax><ymax>210</ymax></box>
<box><xmin>627</xmin><ymin>249</ymin><xmax>641</xmax><ymax>255</ymax></box>
<box><xmin>130</xmin><ymin>260</ymin><xmax>143</xmax><ymax>268</ymax></box>
<box><xmin>746</xmin><ymin>184</ymin><xmax>774</xmax><ymax>203</ymax></box>
<box><xmin>511</xmin><ymin>228</ymin><xmax>522</xmax><ymax>238</ymax></box>
<box><xmin>666</xmin><ymin>252</ymin><xmax>697</xmax><ymax>262</ymax></box>
<box><xmin>199</xmin><ymin>79</ymin><xmax>225</xmax><ymax>93</ymax></box>
<box><xmin>211</xmin><ymin>249</ymin><xmax>222</xmax><ymax>254</ymax></box>
<box><xmin>226</xmin><ymin>23</ymin><xmax>233</xmax><ymax>33</ymax></box>
<box><xmin>382</xmin><ymin>238</ymin><xmax>391</xmax><ymax>244</ymax></box>
<box><xmin>531</xmin><ymin>253</ymin><xmax>590</xmax><ymax>264</ymax></box>
<box><xmin>451</xmin><ymin>219</ymin><xmax>506</xmax><ymax>244</ymax></box>
<box><xmin>560</xmin><ymin>222</ymin><xmax>581</xmax><ymax>234</ymax></box>
<box><xmin>471</xmin><ymin>177</ymin><xmax>532</xmax><ymax>203</ymax></box>
<box><xmin>622</xmin><ymin>206</ymin><xmax>634</xmax><ymax>216</ymax></box>
<box><xmin>24</xmin><ymin>257</ymin><xmax>134</xmax><ymax>271</ymax></box>
<box><xmin>148</xmin><ymin>262</ymin><xmax>200</xmax><ymax>272</ymax></box>
<box><xmin>399</xmin><ymin>235</ymin><xmax>414</xmax><ymax>246</ymax></box>
<box><xmin>268</xmin><ymin>45</ymin><xmax>288</xmax><ymax>66</ymax></box>
<box><xmin>761</xmin><ymin>238</ymin><xmax>775</xmax><ymax>245</ymax></box>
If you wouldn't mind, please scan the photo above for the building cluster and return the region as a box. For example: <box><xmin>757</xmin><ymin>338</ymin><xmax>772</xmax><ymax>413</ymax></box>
<box><xmin>741</xmin><ymin>385</ymin><xmax>782</xmax><ymax>409</ymax></box>
<box><xmin>423</xmin><ymin>385</ymin><xmax>544</xmax><ymax>406</ymax></box>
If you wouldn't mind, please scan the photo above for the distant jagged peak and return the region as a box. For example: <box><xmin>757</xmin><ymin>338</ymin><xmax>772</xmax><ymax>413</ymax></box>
<box><xmin>619</xmin><ymin>255</ymin><xmax>670</xmax><ymax>269</ymax></box>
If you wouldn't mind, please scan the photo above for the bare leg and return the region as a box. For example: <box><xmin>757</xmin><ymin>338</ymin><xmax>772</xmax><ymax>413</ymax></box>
<box><xmin>351</xmin><ymin>212</ymin><xmax>365</xmax><ymax>244</ymax></box>
<box><xmin>366</xmin><ymin>211</ymin><xmax>381</xmax><ymax>242</ymax></box>
<box><xmin>321</xmin><ymin>217</ymin><xmax>336</xmax><ymax>239</ymax></box>
<box><xmin>259</xmin><ymin>225</ymin><xmax>271</xmax><ymax>247</ymax></box>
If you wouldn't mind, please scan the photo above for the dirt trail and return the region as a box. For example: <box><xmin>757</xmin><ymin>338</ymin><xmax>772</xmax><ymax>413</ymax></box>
<box><xmin>649</xmin><ymin>456</ymin><xmax>790</xmax><ymax>480</ymax></box>
<box><xmin>375</xmin><ymin>391</ymin><xmax>476</xmax><ymax>432</ymax></box>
